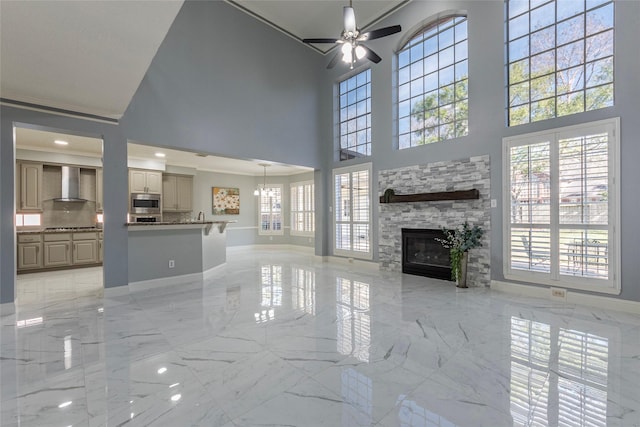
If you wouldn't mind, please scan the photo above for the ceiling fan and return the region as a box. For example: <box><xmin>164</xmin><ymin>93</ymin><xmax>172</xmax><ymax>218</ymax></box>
<box><xmin>302</xmin><ymin>1</ymin><xmax>402</xmax><ymax>70</ymax></box>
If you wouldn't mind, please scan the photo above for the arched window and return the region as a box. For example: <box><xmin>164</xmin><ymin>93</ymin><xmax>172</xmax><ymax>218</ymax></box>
<box><xmin>397</xmin><ymin>15</ymin><xmax>468</xmax><ymax>149</ymax></box>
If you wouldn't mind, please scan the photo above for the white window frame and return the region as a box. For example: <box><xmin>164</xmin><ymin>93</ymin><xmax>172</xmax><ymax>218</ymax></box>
<box><xmin>258</xmin><ymin>184</ymin><xmax>284</xmax><ymax>236</ymax></box>
<box><xmin>397</xmin><ymin>14</ymin><xmax>469</xmax><ymax>148</ymax></box>
<box><xmin>506</xmin><ymin>0</ymin><xmax>615</xmax><ymax>126</ymax></box>
<box><xmin>290</xmin><ymin>180</ymin><xmax>315</xmax><ymax>237</ymax></box>
<box><xmin>503</xmin><ymin>118</ymin><xmax>620</xmax><ymax>294</ymax></box>
<box><xmin>332</xmin><ymin>163</ymin><xmax>373</xmax><ymax>260</ymax></box>
<box><xmin>338</xmin><ymin>68</ymin><xmax>372</xmax><ymax>161</ymax></box>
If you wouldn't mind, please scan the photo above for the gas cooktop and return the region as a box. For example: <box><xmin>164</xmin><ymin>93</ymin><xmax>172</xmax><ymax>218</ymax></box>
<box><xmin>44</xmin><ymin>226</ymin><xmax>99</xmax><ymax>231</ymax></box>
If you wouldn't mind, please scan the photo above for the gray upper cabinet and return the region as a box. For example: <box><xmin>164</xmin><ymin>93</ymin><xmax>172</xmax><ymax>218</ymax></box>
<box><xmin>96</xmin><ymin>168</ymin><xmax>103</xmax><ymax>212</ymax></box>
<box><xmin>129</xmin><ymin>169</ymin><xmax>162</xmax><ymax>194</ymax></box>
<box><xmin>17</xmin><ymin>162</ymin><xmax>43</xmax><ymax>212</ymax></box>
<box><xmin>162</xmin><ymin>174</ymin><xmax>193</xmax><ymax>212</ymax></box>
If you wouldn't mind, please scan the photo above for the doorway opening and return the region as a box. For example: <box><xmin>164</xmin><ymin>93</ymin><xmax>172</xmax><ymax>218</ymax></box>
<box><xmin>14</xmin><ymin>125</ymin><xmax>104</xmax><ymax>305</ymax></box>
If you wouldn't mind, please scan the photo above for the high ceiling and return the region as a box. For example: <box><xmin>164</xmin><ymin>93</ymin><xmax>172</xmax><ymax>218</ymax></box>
<box><xmin>3</xmin><ymin>1</ymin><xmax>406</xmax><ymax>173</ymax></box>
<box><xmin>1</xmin><ymin>0</ymin><xmax>407</xmax><ymax>120</ymax></box>
<box><xmin>0</xmin><ymin>0</ymin><xmax>185</xmax><ymax>120</ymax></box>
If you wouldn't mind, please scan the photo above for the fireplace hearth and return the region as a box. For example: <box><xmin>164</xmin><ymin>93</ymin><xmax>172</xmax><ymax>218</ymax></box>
<box><xmin>402</xmin><ymin>228</ymin><xmax>452</xmax><ymax>281</ymax></box>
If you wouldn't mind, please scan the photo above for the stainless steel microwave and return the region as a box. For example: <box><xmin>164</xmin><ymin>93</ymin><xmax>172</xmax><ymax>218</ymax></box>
<box><xmin>131</xmin><ymin>193</ymin><xmax>161</xmax><ymax>214</ymax></box>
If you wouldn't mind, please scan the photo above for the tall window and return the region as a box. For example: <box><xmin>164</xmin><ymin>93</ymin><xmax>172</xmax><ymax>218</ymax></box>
<box><xmin>398</xmin><ymin>15</ymin><xmax>468</xmax><ymax>148</ymax></box>
<box><xmin>333</xmin><ymin>164</ymin><xmax>372</xmax><ymax>259</ymax></box>
<box><xmin>338</xmin><ymin>69</ymin><xmax>371</xmax><ymax>160</ymax></box>
<box><xmin>258</xmin><ymin>185</ymin><xmax>283</xmax><ymax>235</ymax></box>
<box><xmin>290</xmin><ymin>181</ymin><xmax>315</xmax><ymax>237</ymax></box>
<box><xmin>507</xmin><ymin>0</ymin><xmax>614</xmax><ymax>126</ymax></box>
<box><xmin>504</xmin><ymin>118</ymin><xmax>618</xmax><ymax>293</ymax></box>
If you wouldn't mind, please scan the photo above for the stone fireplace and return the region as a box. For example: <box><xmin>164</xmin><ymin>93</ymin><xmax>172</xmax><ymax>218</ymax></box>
<box><xmin>379</xmin><ymin>155</ymin><xmax>491</xmax><ymax>287</ymax></box>
<box><xmin>402</xmin><ymin>228</ymin><xmax>451</xmax><ymax>280</ymax></box>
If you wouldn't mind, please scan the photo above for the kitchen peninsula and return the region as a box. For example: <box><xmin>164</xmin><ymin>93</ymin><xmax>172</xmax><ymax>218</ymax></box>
<box><xmin>127</xmin><ymin>220</ymin><xmax>234</xmax><ymax>285</ymax></box>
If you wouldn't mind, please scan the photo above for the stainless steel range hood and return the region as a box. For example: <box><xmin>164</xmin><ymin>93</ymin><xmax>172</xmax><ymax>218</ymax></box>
<box><xmin>53</xmin><ymin>166</ymin><xmax>87</xmax><ymax>202</ymax></box>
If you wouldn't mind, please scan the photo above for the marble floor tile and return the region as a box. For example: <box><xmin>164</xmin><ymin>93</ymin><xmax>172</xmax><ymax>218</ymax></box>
<box><xmin>1</xmin><ymin>247</ymin><xmax>639</xmax><ymax>426</ymax></box>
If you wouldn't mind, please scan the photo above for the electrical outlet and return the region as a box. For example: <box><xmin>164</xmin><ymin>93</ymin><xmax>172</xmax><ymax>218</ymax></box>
<box><xmin>269</xmin><ymin>236</ymin><xmax>273</xmax><ymax>241</ymax></box>
<box><xmin>168</xmin><ymin>260</ymin><xmax>175</xmax><ymax>269</ymax></box>
<box><xmin>491</xmin><ymin>199</ymin><xmax>497</xmax><ymax>208</ymax></box>
<box><xmin>550</xmin><ymin>287</ymin><xmax>566</xmax><ymax>300</ymax></box>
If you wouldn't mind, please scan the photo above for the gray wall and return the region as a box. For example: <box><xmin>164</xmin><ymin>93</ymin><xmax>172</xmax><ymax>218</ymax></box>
<box><xmin>319</xmin><ymin>0</ymin><xmax>640</xmax><ymax>301</ymax></box>
<box><xmin>1</xmin><ymin>106</ymin><xmax>129</xmax><ymax>304</ymax></box>
<box><xmin>120</xmin><ymin>0</ymin><xmax>325</xmax><ymax>169</ymax></box>
<box><xmin>128</xmin><ymin>228</ymin><xmax>203</xmax><ymax>283</ymax></box>
<box><xmin>192</xmin><ymin>169</ymin><xmax>315</xmax><ymax>247</ymax></box>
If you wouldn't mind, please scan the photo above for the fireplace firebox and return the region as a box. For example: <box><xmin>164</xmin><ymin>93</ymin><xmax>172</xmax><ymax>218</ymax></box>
<box><xmin>402</xmin><ymin>228</ymin><xmax>452</xmax><ymax>280</ymax></box>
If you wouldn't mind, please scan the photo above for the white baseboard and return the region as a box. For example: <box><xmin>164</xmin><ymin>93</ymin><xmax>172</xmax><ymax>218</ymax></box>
<box><xmin>129</xmin><ymin>272</ymin><xmax>204</xmax><ymax>292</ymax></box>
<box><xmin>103</xmin><ymin>285</ymin><xmax>130</xmax><ymax>298</ymax></box>
<box><xmin>227</xmin><ymin>244</ymin><xmax>314</xmax><ymax>253</ymax></box>
<box><xmin>322</xmin><ymin>256</ymin><xmax>380</xmax><ymax>271</ymax></box>
<box><xmin>203</xmin><ymin>262</ymin><xmax>226</xmax><ymax>280</ymax></box>
<box><xmin>491</xmin><ymin>279</ymin><xmax>640</xmax><ymax>314</ymax></box>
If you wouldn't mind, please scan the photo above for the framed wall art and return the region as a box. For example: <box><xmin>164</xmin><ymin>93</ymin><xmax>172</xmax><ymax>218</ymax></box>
<box><xmin>212</xmin><ymin>187</ymin><xmax>240</xmax><ymax>215</ymax></box>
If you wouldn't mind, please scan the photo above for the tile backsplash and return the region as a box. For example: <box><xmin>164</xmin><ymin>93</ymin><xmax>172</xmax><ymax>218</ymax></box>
<box><xmin>39</xmin><ymin>165</ymin><xmax>98</xmax><ymax>228</ymax></box>
<box><xmin>41</xmin><ymin>200</ymin><xmax>97</xmax><ymax>228</ymax></box>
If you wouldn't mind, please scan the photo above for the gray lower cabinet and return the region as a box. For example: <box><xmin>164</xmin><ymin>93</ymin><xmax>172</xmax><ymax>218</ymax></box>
<box><xmin>44</xmin><ymin>233</ymin><xmax>72</xmax><ymax>267</ymax></box>
<box><xmin>17</xmin><ymin>234</ymin><xmax>42</xmax><ymax>270</ymax></box>
<box><xmin>98</xmin><ymin>233</ymin><xmax>104</xmax><ymax>262</ymax></box>
<box><xmin>72</xmin><ymin>232</ymin><xmax>98</xmax><ymax>264</ymax></box>
<box><xmin>18</xmin><ymin>231</ymin><xmax>103</xmax><ymax>272</ymax></box>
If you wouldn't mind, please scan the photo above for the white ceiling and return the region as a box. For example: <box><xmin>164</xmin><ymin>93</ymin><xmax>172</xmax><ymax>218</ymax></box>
<box><xmin>15</xmin><ymin>127</ymin><xmax>312</xmax><ymax>176</ymax></box>
<box><xmin>229</xmin><ymin>0</ymin><xmax>408</xmax><ymax>54</ymax></box>
<box><xmin>1</xmin><ymin>0</ymin><xmax>406</xmax><ymax>120</ymax></box>
<box><xmin>4</xmin><ymin>1</ymin><xmax>403</xmax><ymax>174</ymax></box>
<box><xmin>0</xmin><ymin>0</ymin><xmax>184</xmax><ymax>120</ymax></box>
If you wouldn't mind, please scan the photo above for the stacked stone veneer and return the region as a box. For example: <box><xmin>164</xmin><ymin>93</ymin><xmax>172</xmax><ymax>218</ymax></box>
<box><xmin>378</xmin><ymin>155</ymin><xmax>491</xmax><ymax>287</ymax></box>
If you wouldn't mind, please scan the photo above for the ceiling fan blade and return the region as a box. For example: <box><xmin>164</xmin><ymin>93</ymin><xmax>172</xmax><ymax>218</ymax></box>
<box><xmin>343</xmin><ymin>6</ymin><xmax>356</xmax><ymax>35</ymax></box>
<box><xmin>361</xmin><ymin>45</ymin><xmax>382</xmax><ymax>63</ymax></box>
<box><xmin>358</xmin><ymin>25</ymin><xmax>402</xmax><ymax>41</ymax></box>
<box><xmin>302</xmin><ymin>38</ymin><xmax>340</xmax><ymax>44</ymax></box>
<box><xmin>326</xmin><ymin>50</ymin><xmax>341</xmax><ymax>69</ymax></box>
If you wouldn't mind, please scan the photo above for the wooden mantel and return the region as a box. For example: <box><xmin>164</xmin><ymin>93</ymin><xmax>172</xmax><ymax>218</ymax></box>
<box><xmin>379</xmin><ymin>189</ymin><xmax>480</xmax><ymax>203</ymax></box>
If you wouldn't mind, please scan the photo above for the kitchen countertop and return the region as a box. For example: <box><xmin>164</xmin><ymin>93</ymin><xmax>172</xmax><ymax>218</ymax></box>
<box><xmin>126</xmin><ymin>220</ymin><xmax>236</xmax><ymax>234</ymax></box>
<box><xmin>17</xmin><ymin>228</ymin><xmax>102</xmax><ymax>235</ymax></box>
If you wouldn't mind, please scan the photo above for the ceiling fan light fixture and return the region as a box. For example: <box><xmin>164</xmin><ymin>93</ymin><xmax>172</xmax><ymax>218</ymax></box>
<box><xmin>303</xmin><ymin>1</ymin><xmax>401</xmax><ymax>70</ymax></box>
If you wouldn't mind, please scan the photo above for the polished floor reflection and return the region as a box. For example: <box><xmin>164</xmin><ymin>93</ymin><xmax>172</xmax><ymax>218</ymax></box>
<box><xmin>1</xmin><ymin>247</ymin><xmax>639</xmax><ymax>426</ymax></box>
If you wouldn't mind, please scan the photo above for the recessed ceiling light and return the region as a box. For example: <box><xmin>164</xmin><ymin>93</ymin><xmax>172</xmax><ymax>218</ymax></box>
<box><xmin>155</xmin><ymin>152</ymin><xmax>166</xmax><ymax>158</ymax></box>
<box><xmin>157</xmin><ymin>367</ymin><xmax>167</xmax><ymax>374</ymax></box>
<box><xmin>58</xmin><ymin>401</ymin><xmax>73</xmax><ymax>408</ymax></box>
<box><xmin>54</xmin><ymin>140</ymin><xmax>69</xmax><ymax>146</ymax></box>
<box><xmin>170</xmin><ymin>394</ymin><xmax>182</xmax><ymax>402</ymax></box>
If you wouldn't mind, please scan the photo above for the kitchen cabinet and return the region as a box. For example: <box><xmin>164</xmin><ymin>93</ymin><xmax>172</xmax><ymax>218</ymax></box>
<box><xmin>18</xmin><ymin>231</ymin><xmax>103</xmax><ymax>273</ymax></box>
<box><xmin>72</xmin><ymin>232</ymin><xmax>98</xmax><ymax>264</ymax></box>
<box><xmin>17</xmin><ymin>162</ymin><xmax>43</xmax><ymax>212</ymax></box>
<box><xmin>44</xmin><ymin>233</ymin><xmax>72</xmax><ymax>267</ymax></box>
<box><xmin>96</xmin><ymin>168</ymin><xmax>103</xmax><ymax>212</ymax></box>
<box><xmin>98</xmin><ymin>233</ymin><xmax>104</xmax><ymax>262</ymax></box>
<box><xmin>17</xmin><ymin>234</ymin><xmax>42</xmax><ymax>270</ymax></box>
<box><xmin>130</xmin><ymin>169</ymin><xmax>162</xmax><ymax>194</ymax></box>
<box><xmin>162</xmin><ymin>174</ymin><xmax>193</xmax><ymax>212</ymax></box>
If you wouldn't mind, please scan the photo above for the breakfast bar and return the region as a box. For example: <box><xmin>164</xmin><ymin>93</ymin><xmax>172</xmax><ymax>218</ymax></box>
<box><xmin>127</xmin><ymin>221</ymin><xmax>234</xmax><ymax>285</ymax></box>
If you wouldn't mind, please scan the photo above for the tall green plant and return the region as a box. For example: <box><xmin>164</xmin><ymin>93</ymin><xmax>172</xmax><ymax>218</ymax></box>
<box><xmin>436</xmin><ymin>222</ymin><xmax>484</xmax><ymax>282</ymax></box>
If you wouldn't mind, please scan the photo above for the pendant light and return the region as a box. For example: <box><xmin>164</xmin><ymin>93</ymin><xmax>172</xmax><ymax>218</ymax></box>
<box><xmin>254</xmin><ymin>163</ymin><xmax>270</xmax><ymax>196</ymax></box>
